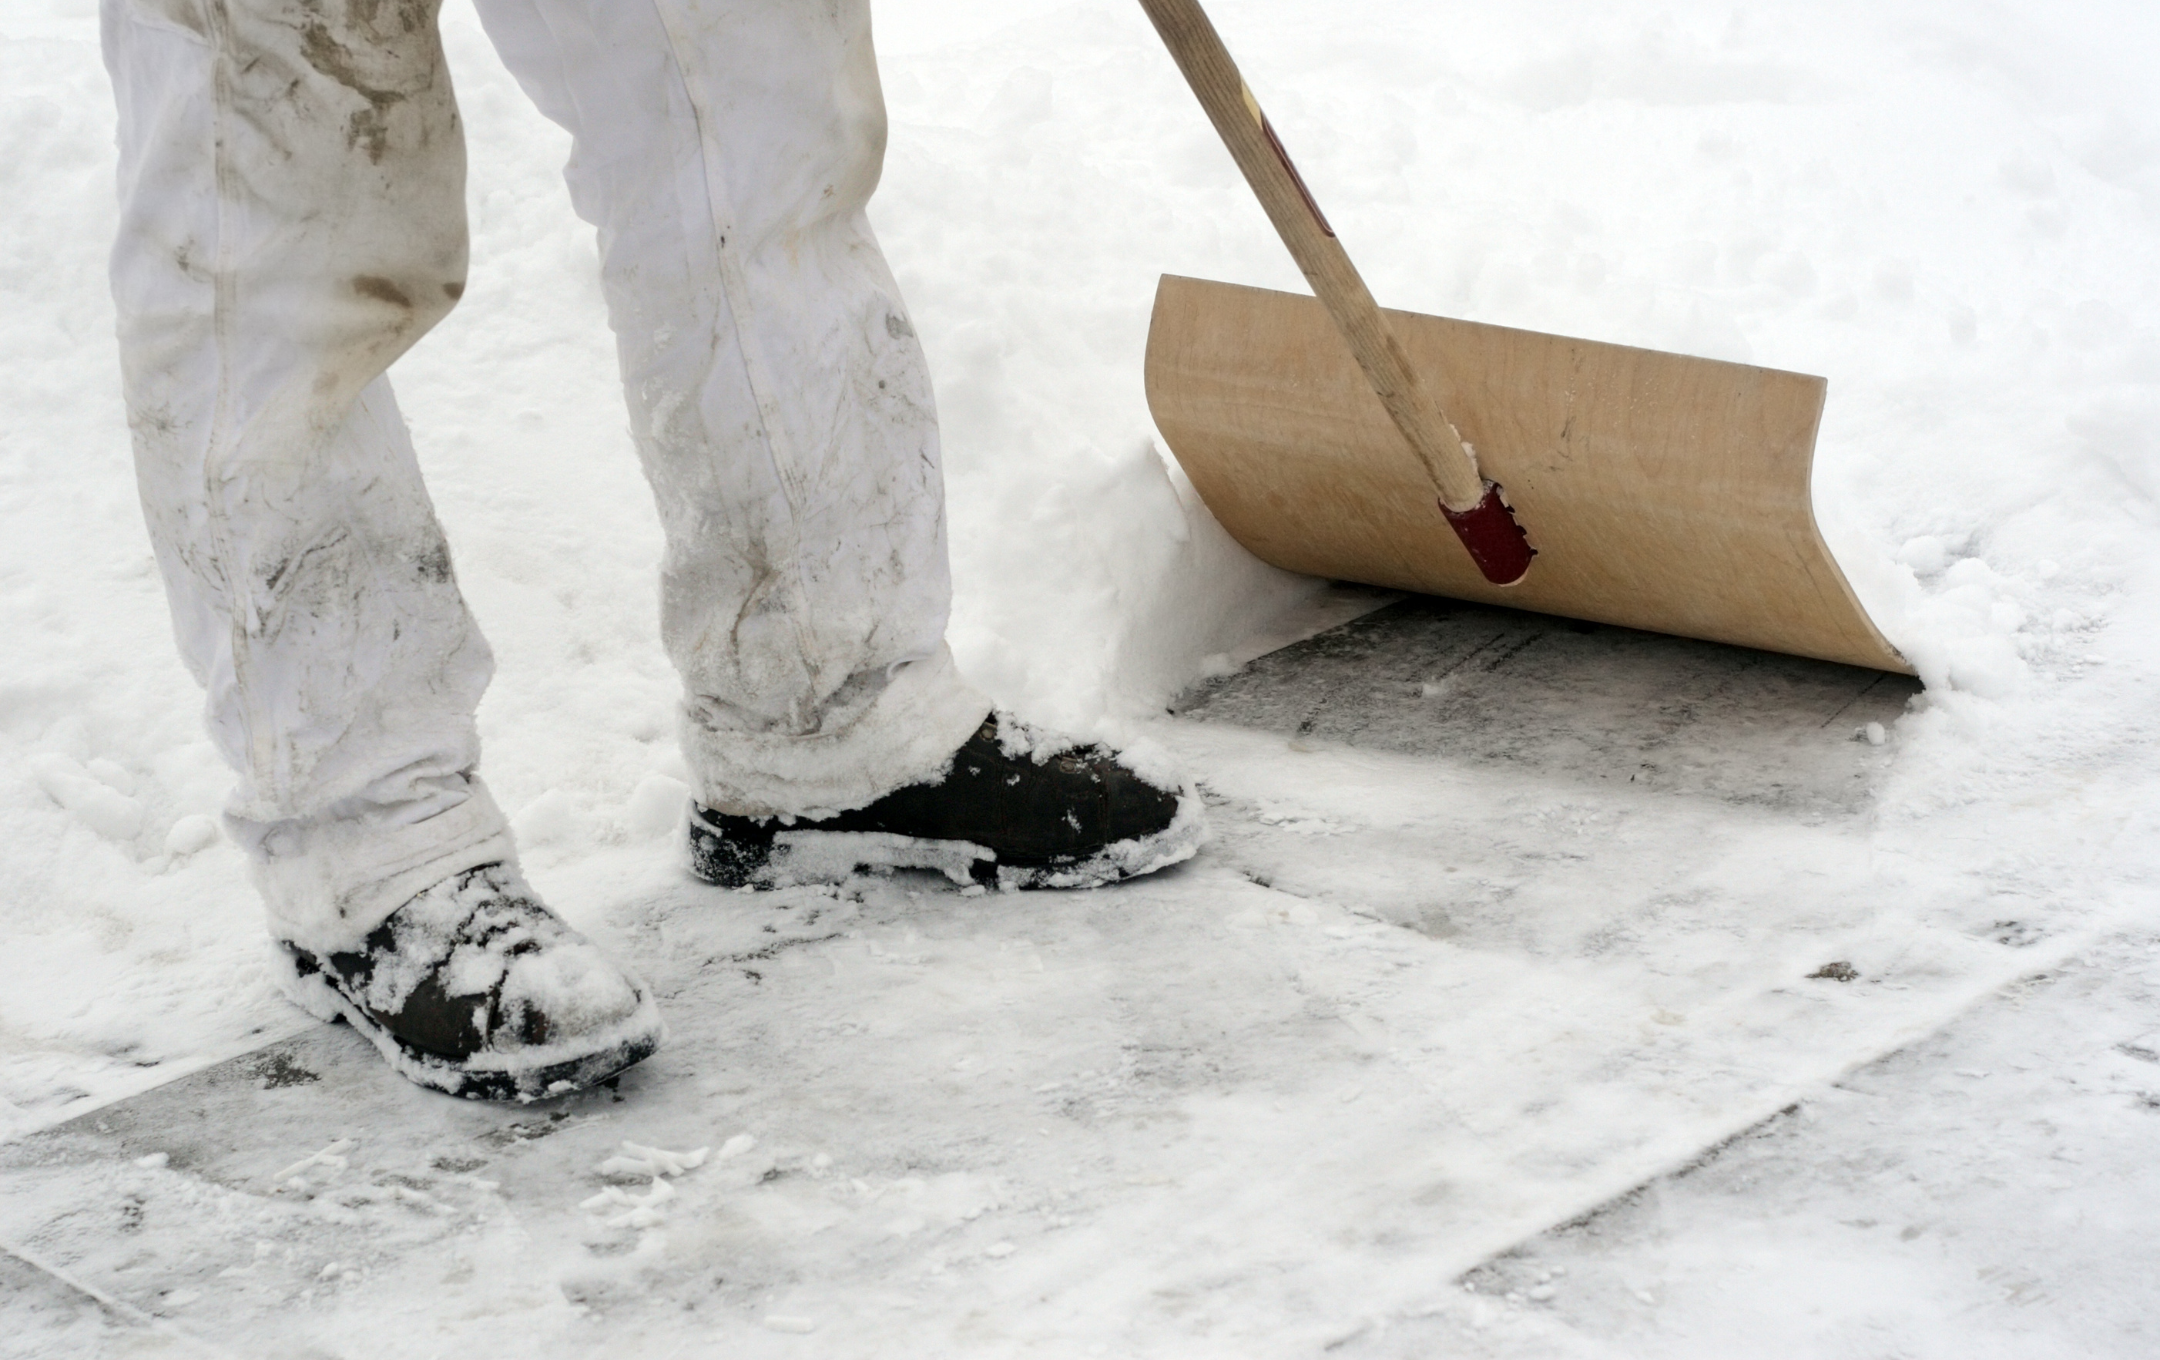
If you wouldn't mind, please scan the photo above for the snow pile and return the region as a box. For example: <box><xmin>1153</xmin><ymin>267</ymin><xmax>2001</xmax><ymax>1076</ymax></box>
<box><xmin>596</xmin><ymin>1139</ymin><xmax>717</xmax><ymax>1180</ymax></box>
<box><xmin>581</xmin><ymin>1138</ymin><xmax>746</xmax><ymax>1228</ymax></box>
<box><xmin>271</xmin><ymin>1138</ymin><xmax>355</xmax><ymax>1190</ymax></box>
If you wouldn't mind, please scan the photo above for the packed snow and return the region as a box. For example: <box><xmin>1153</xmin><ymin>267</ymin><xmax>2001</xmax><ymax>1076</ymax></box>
<box><xmin>3</xmin><ymin>0</ymin><xmax>2159</xmax><ymax>1353</ymax></box>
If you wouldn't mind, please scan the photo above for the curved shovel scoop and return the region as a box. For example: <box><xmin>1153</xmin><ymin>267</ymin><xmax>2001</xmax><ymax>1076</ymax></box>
<box><xmin>1146</xmin><ymin>277</ymin><xmax>1909</xmax><ymax>673</ymax></box>
<box><xmin>1136</xmin><ymin>0</ymin><xmax>1905</xmax><ymax>673</ymax></box>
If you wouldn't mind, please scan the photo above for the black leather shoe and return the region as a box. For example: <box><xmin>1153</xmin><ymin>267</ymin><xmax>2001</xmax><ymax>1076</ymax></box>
<box><xmin>688</xmin><ymin>715</ymin><xmax>1204</xmax><ymax>891</ymax></box>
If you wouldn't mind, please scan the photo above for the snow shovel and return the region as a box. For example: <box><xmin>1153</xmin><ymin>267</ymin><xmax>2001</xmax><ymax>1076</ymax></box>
<box><xmin>1136</xmin><ymin>0</ymin><xmax>1910</xmax><ymax>674</ymax></box>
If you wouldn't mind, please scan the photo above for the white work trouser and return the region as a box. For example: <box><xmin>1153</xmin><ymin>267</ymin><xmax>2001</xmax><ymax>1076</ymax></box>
<box><xmin>102</xmin><ymin>0</ymin><xmax>989</xmax><ymax>954</ymax></box>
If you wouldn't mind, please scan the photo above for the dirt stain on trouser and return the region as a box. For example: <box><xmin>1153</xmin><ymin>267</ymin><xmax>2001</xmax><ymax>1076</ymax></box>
<box><xmin>102</xmin><ymin>0</ymin><xmax>985</xmax><ymax>953</ymax></box>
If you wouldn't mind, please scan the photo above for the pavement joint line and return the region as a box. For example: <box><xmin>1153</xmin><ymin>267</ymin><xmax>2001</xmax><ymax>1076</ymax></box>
<box><xmin>2</xmin><ymin>1017</ymin><xmax>317</xmax><ymax>1149</ymax></box>
<box><xmin>2</xmin><ymin>1235</ymin><xmax>237</xmax><ymax>1358</ymax></box>
<box><xmin>1433</xmin><ymin>919</ymin><xmax>2117</xmax><ymax>1294</ymax></box>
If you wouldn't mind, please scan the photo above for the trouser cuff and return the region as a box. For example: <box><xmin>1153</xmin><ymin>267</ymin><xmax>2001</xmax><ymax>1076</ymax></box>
<box><xmin>234</xmin><ymin>774</ymin><xmax>518</xmax><ymax>956</ymax></box>
<box><xmin>683</xmin><ymin>645</ymin><xmax>991</xmax><ymax>819</ymax></box>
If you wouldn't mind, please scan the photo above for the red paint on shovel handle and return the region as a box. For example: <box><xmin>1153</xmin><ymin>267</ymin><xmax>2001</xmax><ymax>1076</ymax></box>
<box><xmin>1440</xmin><ymin>483</ymin><xmax>1535</xmax><ymax>585</ymax></box>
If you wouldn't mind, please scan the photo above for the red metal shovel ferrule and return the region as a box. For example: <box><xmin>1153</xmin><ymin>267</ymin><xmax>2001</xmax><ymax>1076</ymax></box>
<box><xmin>1440</xmin><ymin>483</ymin><xmax>1536</xmax><ymax>586</ymax></box>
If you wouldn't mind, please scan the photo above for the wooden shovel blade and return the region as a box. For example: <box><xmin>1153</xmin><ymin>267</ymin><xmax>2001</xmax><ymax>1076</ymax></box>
<box><xmin>1145</xmin><ymin>275</ymin><xmax>1910</xmax><ymax>675</ymax></box>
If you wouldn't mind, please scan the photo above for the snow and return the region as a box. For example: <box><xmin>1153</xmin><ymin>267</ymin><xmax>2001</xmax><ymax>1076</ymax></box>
<box><xmin>272</xmin><ymin>1139</ymin><xmax>356</xmax><ymax>1185</ymax></box>
<box><xmin>4</xmin><ymin>0</ymin><xmax>2160</xmax><ymax>1352</ymax></box>
<box><xmin>1397</xmin><ymin>933</ymin><xmax>2160</xmax><ymax>1358</ymax></box>
<box><xmin>597</xmin><ymin>1140</ymin><xmax>713</xmax><ymax>1179</ymax></box>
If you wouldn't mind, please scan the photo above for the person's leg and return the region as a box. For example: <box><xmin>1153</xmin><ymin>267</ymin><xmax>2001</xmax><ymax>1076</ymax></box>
<box><xmin>102</xmin><ymin>0</ymin><xmax>659</xmax><ymax>1096</ymax></box>
<box><xmin>104</xmin><ymin>0</ymin><xmax>503</xmax><ymax>954</ymax></box>
<box><xmin>476</xmin><ymin>0</ymin><xmax>1201</xmax><ymax>888</ymax></box>
<box><xmin>470</xmin><ymin>0</ymin><xmax>989</xmax><ymax>820</ymax></box>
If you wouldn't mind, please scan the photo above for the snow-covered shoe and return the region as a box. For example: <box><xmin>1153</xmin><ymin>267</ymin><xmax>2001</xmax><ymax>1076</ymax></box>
<box><xmin>687</xmin><ymin>715</ymin><xmax>1205</xmax><ymax>891</ymax></box>
<box><xmin>278</xmin><ymin>863</ymin><xmax>664</xmax><ymax>1101</ymax></box>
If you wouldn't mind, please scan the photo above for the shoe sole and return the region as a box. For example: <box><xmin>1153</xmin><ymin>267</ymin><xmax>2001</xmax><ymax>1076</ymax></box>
<box><xmin>275</xmin><ymin>946</ymin><xmax>667</xmax><ymax>1103</ymax></box>
<box><xmin>690</xmin><ymin>786</ymin><xmax>1209</xmax><ymax>892</ymax></box>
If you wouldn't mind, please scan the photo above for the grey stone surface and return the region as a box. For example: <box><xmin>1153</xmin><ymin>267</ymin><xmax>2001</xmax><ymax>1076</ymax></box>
<box><xmin>1175</xmin><ymin>596</ymin><xmax>1920</xmax><ymax>815</ymax></box>
<box><xmin>0</xmin><ymin>599</ymin><xmax>1944</xmax><ymax>1357</ymax></box>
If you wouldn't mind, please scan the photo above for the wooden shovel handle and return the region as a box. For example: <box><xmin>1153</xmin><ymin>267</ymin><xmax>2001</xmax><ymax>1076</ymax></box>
<box><xmin>1137</xmin><ymin>0</ymin><xmax>1536</xmax><ymax>583</ymax></box>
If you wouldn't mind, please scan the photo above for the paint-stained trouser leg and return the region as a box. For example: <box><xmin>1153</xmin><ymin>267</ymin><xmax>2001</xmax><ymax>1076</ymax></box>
<box><xmin>103</xmin><ymin>0</ymin><xmax>510</xmax><ymax>955</ymax></box>
<box><xmin>472</xmin><ymin>0</ymin><xmax>989</xmax><ymax>819</ymax></box>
